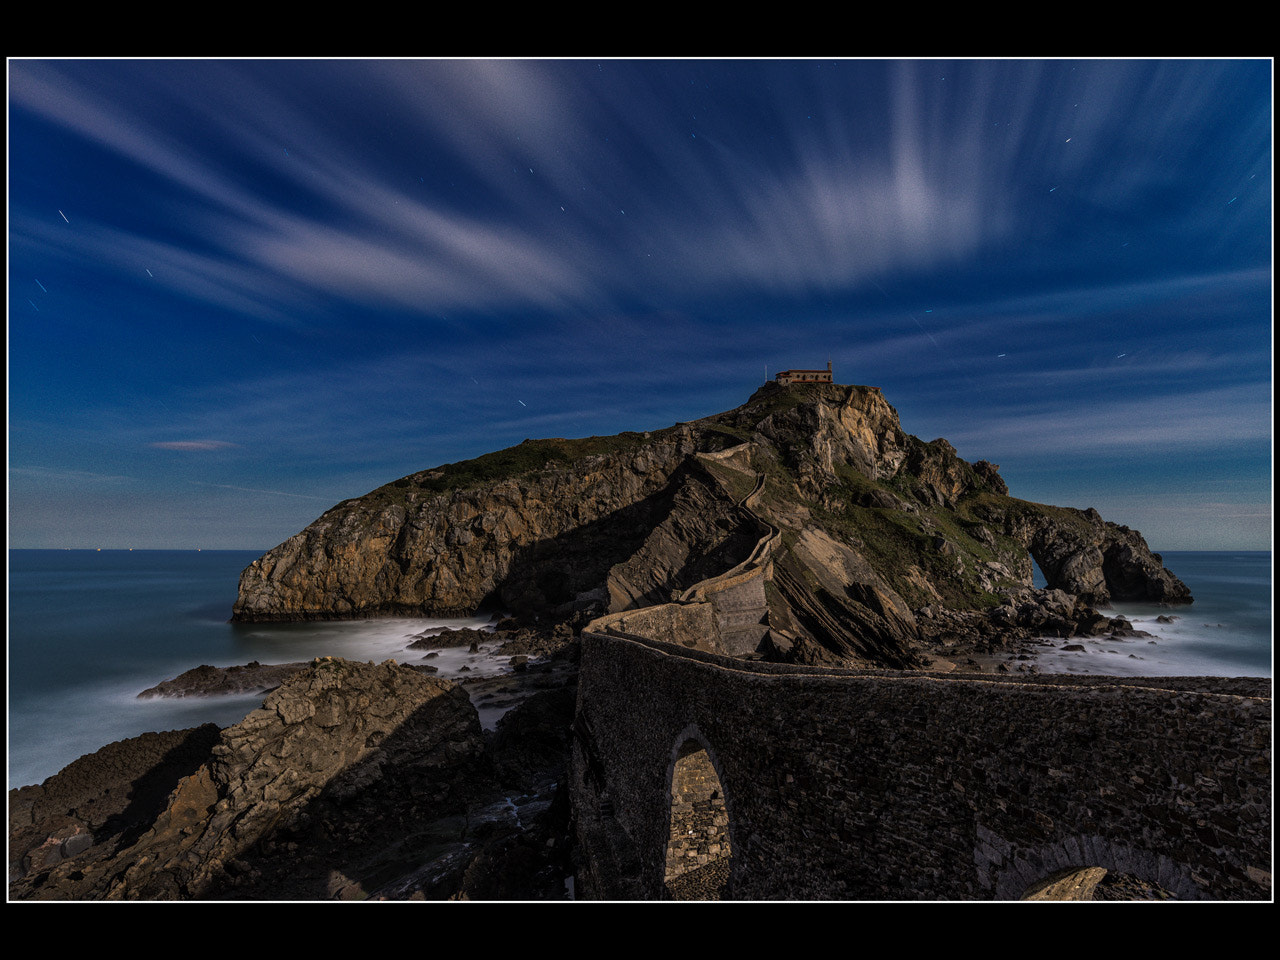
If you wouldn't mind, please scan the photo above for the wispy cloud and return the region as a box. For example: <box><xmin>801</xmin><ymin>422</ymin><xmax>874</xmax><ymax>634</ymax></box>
<box><xmin>189</xmin><ymin>481</ymin><xmax>333</xmax><ymax>501</ymax></box>
<box><xmin>13</xmin><ymin>59</ymin><xmax>1269</xmax><ymax>332</ymax></box>
<box><xmin>150</xmin><ymin>440</ymin><xmax>239</xmax><ymax>451</ymax></box>
<box><xmin>944</xmin><ymin>382</ymin><xmax>1271</xmax><ymax>460</ymax></box>
<box><xmin>9</xmin><ymin>466</ymin><xmax>136</xmax><ymax>484</ymax></box>
<box><xmin>0</xmin><ymin>60</ymin><xmax>1037</xmax><ymax>321</ymax></box>
<box><xmin>8</xmin><ymin>59</ymin><xmax>1270</xmax><ymax>551</ymax></box>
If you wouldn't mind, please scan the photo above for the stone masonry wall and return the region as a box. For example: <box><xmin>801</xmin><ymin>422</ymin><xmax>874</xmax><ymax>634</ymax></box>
<box><xmin>589</xmin><ymin>562</ymin><xmax>769</xmax><ymax>658</ymax></box>
<box><xmin>593</xmin><ymin>602</ymin><xmax>723</xmax><ymax>653</ymax></box>
<box><xmin>571</xmin><ymin>631</ymin><xmax>1271</xmax><ymax>901</ymax></box>
<box><xmin>704</xmin><ymin>570</ymin><xmax>770</xmax><ymax>656</ymax></box>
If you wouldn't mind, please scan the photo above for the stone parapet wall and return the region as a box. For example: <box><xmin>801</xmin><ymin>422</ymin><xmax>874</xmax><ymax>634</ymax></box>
<box><xmin>706</xmin><ymin>570</ymin><xmax>769</xmax><ymax>656</ymax></box>
<box><xmin>571</xmin><ymin>631</ymin><xmax>1272</xmax><ymax>901</ymax></box>
<box><xmin>590</xmin><ymin>602</ymin><xmax>722</xmax><ymax>653</ymax></box>
<box><xmin>587</xmin><ymin>567</ymin><xmax>770</xmax><ymax>658</ymax></box>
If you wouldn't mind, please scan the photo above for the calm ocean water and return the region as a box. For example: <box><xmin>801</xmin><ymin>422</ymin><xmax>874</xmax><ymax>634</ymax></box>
<box><xmin>6</xmin><ymin>548</ymin><xmax>1272</xmax><ymax>790</ymax></box>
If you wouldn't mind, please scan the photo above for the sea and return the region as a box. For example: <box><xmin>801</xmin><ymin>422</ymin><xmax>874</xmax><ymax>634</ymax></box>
<box><xmin>6</xmin><ymin>548</ymin><xmax>1273</xmax><ymax>791</ymax></box>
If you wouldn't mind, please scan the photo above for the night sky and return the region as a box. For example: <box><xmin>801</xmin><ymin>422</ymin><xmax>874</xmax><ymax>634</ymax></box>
<box><xmin>7</xmin><ymin>58</ymin><xmax>1273</xmax><ymax>551</ymax></box>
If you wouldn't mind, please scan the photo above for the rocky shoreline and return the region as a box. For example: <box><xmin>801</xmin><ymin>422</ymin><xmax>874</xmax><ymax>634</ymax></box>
<box><xmin>899</xmin><ymin>583</ymin><xmax>1170</xmax><ymax>675</ymax></box>
<box><xmin>9</xmin><ymin>624</ymin><xmax>580</xmax><ymax>901</ymax></box>
<box><xmin>2</xmin><ymin>621</ymin><xmax>941</xmax><ymax>901</ymax></box>
<box><xmin>8</xmin><ymin>605</ymin><xmax>1220</xmax><ymax>901</ymax></box>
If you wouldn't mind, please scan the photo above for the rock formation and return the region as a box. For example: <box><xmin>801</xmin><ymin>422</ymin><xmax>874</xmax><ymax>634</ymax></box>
<box><xmin>232</xmin><ymin>429</ymin><xmax>712</xmax><ymax>621</ymax></box>
<box><xmin>10</xmin><ymin>656</ymin><xmax>575</xmax><ymax>900</ymax></box>
<box><xmin>136</xmin><ymin>661</ymin><xmax>309</xmax><ymax>699</ymax></box>
<box><xmin>232</xmin><ymin>381</ymin><xmax>1190</xmax><ymax>670</ymax></box>
<box><xmin>9</xmin><ymin>725</ymin><xmax>222</xmax><ymax>885</ymax></box>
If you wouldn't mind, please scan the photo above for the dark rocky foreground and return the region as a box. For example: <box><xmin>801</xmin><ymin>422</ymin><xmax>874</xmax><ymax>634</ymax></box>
<box><xmin>10</xmin><ymin>621</ymin><xmax>1248</xmax><ymax>901</ymax></box>
<box><xmin>9</xmin><ymin>629</ymin><xmax>579</xmax><ymax>901</ymax></box>
<box><xmin>663</xmin><ymin>858</ymin><xmax>1172</xmax><ymax>902</ymax></box>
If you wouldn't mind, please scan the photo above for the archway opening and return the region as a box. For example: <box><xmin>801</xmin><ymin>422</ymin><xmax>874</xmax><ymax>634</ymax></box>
<box><xmin>664</xmin><ymin>738</ymin><xmax>731</xmax><ymax>900</ymax></box>
<box><xmin>1021</xmin><ymin>866</ymin><xmax>1179</xmax><ymax>901</ymax></box>
<box><xmin>1031</xmin><ymin>555</ymin><xmax>1049</xmax><ymax>589</ymax></box>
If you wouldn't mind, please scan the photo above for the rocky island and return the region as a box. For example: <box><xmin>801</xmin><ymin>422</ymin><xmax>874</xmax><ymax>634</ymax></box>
<box><xmin>231</xmin><ymin>380</ymin><xmax>1190</xmax><ymax>664</ymax></box>
<box><xmin>11</xmin><ymin>379</ymin><xmax>1269</xmax><ymax>901</ymax></box>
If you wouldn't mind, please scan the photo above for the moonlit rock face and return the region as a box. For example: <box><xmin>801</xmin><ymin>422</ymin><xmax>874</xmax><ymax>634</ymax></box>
<box><xmin>232</xmin><ymin>382</ymin><xmax>1189</xmax><ymax>678</ymax></box>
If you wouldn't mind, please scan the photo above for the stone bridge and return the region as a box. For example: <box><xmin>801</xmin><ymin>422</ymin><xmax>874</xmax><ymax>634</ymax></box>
<box><xmin>569</xmin><ymin>630</ymin><xmax>1271</xmax><ymax>900</ymax></box>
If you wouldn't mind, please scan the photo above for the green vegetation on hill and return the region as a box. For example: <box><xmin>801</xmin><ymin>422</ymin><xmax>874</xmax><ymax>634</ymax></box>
<box><xmin>349</xmin><ymin>383</ymin><xmax>890</xmax><ymax>511</ymax></box>
<box><xmin>414</xmin><ymin>434</ymin><xmax>650</xmax><ymax>492</ymax></box>
<box><xmin>749</xmin><ymin>441</ymin><xmax>1023</xmax><ymax>611</ymax></box>
<box><xmin>376</xmin><ymin>429</ymin><xmax>681</xmax><ymax>499</ymax></box>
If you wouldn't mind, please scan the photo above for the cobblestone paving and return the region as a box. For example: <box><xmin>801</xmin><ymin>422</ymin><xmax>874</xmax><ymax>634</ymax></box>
<box><xmin>665</xmin><ymin>858</ymin><xmax>731</xmax><ymax>900</ymax></box>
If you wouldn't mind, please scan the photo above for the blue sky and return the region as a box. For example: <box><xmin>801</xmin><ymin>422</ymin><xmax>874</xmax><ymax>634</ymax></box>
<box><xmin>7</xmin><ymin>58</ymin><xmax>1272</xmax><ymax>551</ymax></box>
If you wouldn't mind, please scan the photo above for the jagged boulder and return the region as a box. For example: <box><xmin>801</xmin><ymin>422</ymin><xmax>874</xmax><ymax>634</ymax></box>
<box><xmin>137</xmin><ymin>661</ymin><xmax>308</xmax><ymax>698</ymax></box>
<box><xmin>751</xmin><ymin>386</ymin><xmax>909</xmax><ymax>496</ymax></box>
<box><xmin>10</xmin><ymin>658</ymin><xmax>487</xmax><ymax>900</ymax></box>
<box><xmin>971</xmin><ymin>460</ymin><xmax>1009</xmax><ymax>496</ymax></box>
<box><xmin>8</xmin><ymin>725</ymin><xmax>222</xmax><ymax>884</ymax></box>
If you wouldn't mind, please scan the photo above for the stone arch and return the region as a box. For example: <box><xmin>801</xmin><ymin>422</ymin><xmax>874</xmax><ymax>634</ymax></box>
<box><xmin>994</xmin><ymin>835</ymin><xmax>1204</xmax><ymax>901</ymax></box>
<box><xmin>1029</xmin><ymin>554</ymin><xmax>1049</xmax><ymax>589</ymax></box>
<box><xmin>663</xmin><ymin>724</ymin><xmax>734</xmax><ymax>899</ymax></box>
<box><xmin>1024</xmin><ymin>536</ymin><xmax>1071</xmax><ymax>595</ymax></box>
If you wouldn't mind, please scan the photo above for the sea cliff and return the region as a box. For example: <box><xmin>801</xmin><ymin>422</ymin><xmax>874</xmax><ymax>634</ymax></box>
<box><xmin>233</xmin><ymin>381</ymin><xmax>1190</xmax><ymax>671</ymax></box>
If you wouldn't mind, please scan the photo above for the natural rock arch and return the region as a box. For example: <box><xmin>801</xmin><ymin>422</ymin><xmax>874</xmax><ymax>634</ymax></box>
<box><xmin>663</xmin><ymin>725</ymin><xmax>733</xmax><ymax>899</ymax></box>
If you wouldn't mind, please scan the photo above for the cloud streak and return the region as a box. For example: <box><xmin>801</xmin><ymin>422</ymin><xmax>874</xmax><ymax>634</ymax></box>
<box><xmin>150</xmin><ymin>440</ymin><xmax>239</xmax><ymax>451</ymax></box>
<box><xmin>189</xmin><ymin>481</ymin><xmax>334</xmax><ymax>501</ymax></box>
<box><xmin>7</xmin><ymin>58</ymin><xmax>1271</xmax><ymax>550</ymax></box>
